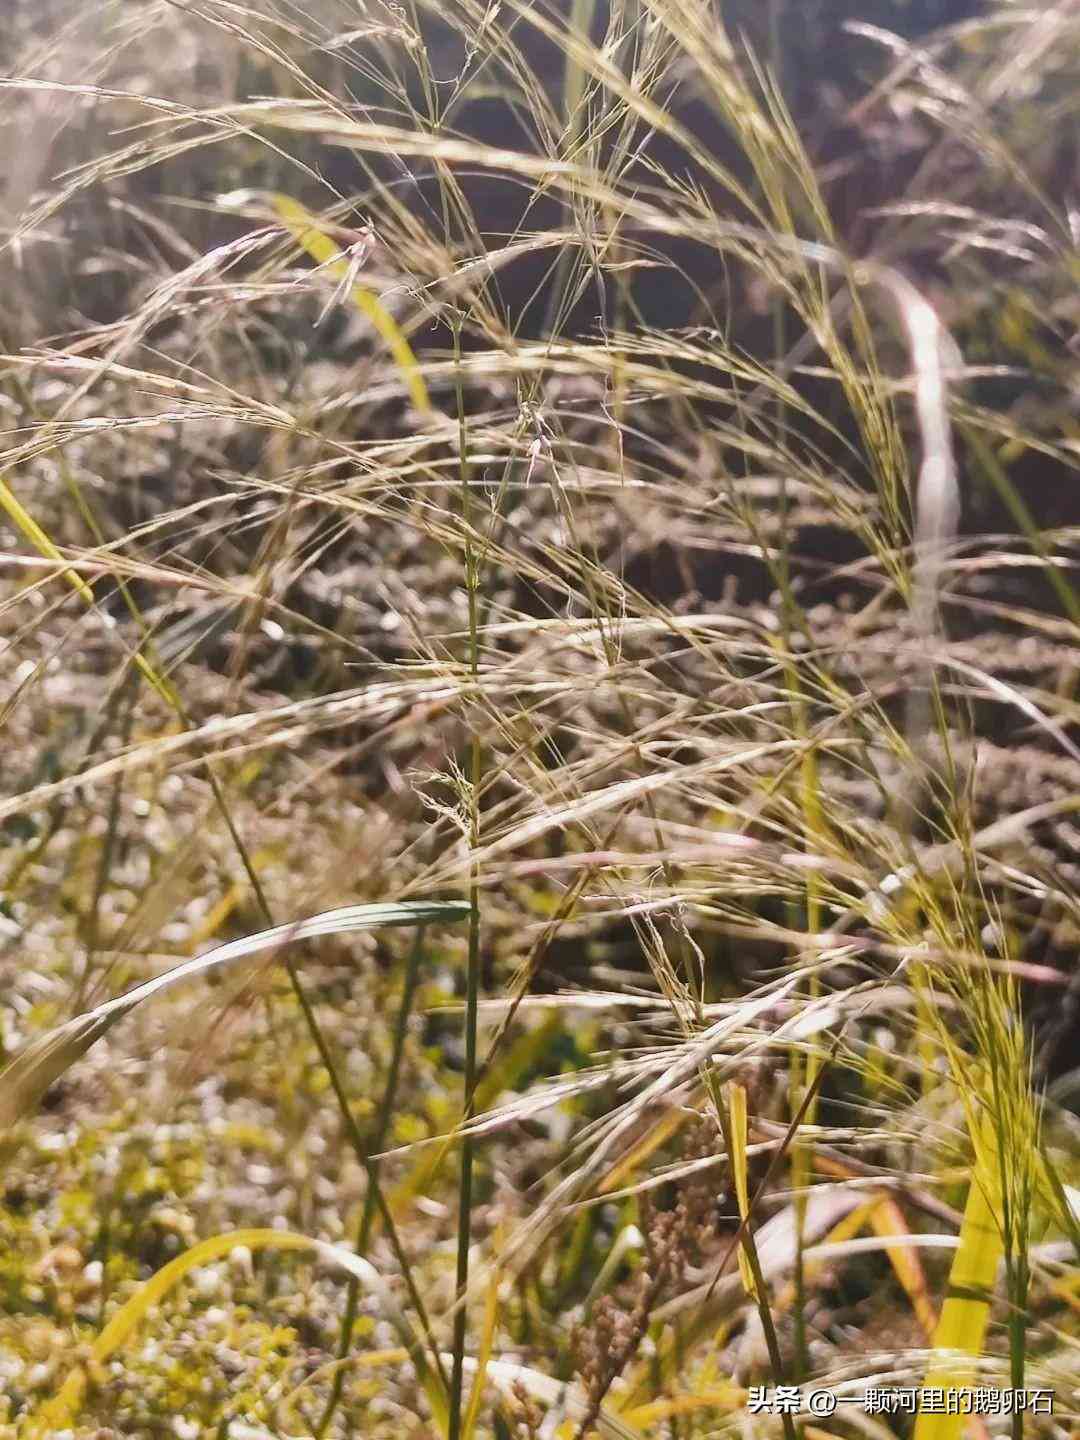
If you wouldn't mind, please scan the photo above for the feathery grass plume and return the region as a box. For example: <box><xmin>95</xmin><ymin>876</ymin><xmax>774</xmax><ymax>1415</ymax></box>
<box><xmin>2</xmin><ymin>0</ymin><xmax>1078</xmax><ymax>1432</ymax></box>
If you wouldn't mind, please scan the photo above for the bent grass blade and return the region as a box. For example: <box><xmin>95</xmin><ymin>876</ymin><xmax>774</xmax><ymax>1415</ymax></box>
<box><xmin>0</xmin><ymin>900</ymin><xmax>471</xmax><ymax>1131</ymax></box>
<box><xmin>26</xmin><ymin>1227</ymin><xmax>449</xmax><ymax>1438</ymax></box>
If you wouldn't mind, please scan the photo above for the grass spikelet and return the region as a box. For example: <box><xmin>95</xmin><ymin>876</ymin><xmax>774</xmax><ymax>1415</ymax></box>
<box><xmin>262</xmin><ymin>191</ymin><xmax>431</xmax><ymax>415</ymax></box>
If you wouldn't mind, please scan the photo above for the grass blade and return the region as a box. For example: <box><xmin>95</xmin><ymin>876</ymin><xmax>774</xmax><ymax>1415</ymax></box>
<box><xmin>729</xmin><ymin>1080</ymin><xmax>757</xmax><ymax>1299</ymax></box>
<box><xmin>26</xmin><ymin>1227</ymin><xmax>442</xmax><ymax>1438</ymax></box>
<box><xmin>0</xmin><ymin>901</ymin><xmax>470</xmax><ymax>1130</ymax></box>
<box><xmin>913</xmin><ymin>1152</ymin><xmax>1002</xmax><ymax>1440</ymax></box>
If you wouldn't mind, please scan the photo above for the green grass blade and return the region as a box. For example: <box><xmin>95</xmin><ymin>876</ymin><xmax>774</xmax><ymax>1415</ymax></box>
<box><xmin>27</xmin><ymin>1227</ymin><xmax>445</xmax><ymax>1438</ymax></box>
<box><xmin>913</xmin><ymin>1153</ymin><xmax>1003</xmax><ymax>1440</ymax></box>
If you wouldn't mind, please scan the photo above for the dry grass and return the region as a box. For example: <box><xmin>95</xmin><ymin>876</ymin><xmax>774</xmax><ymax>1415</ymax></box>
<box><xmin>1</xmin><ymin>1</ymin><xmax>1079</xmax><ymax>1437</ymax></box>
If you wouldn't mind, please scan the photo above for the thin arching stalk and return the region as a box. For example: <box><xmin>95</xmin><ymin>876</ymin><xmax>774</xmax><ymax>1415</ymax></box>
<box><xmin>315</xmin><ymin>926</ymin><xmax>428</xmax><ymax>1438</ymax></box>
<box><xmin>448</xmin><ymin>307</ymin><xmax>483</xmax><ymax>1440</ymax></box>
